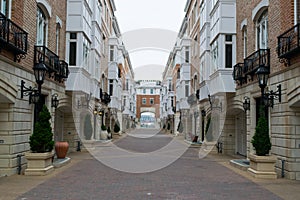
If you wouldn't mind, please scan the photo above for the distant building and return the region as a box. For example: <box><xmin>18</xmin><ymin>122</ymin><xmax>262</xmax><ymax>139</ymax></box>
<box><xmin>136</xmin><ymin>80</ymin><xmax>161</xmax><ymax>122</ymax></box>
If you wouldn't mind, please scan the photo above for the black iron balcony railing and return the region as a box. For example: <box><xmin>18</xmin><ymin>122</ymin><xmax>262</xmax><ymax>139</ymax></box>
<box><xmin>34</xmin><ymin>45</ymin><xmax>69</xmax><ymax>83</ymax></box>
<box><xmin>34</xmin><ymin>45</ymin><xmax>59</xmax><ymax>75</ymax></box>
<box><xmin>55</xmin><ymin>60</ymin><xmax>69</xmax><ymax>83</ymax></box>
<box><xmin>232</xmin><ymin>63</ymin><xmax>246</xmax><ymax>85</ymax></box>
<box><xmin>0</xmin><ymin>12</ymin><xmax>28</xmax><ymax>61</ymax></box>
<box><xmin>244</xmin><ymin>49</ymin><xmax>270</xmax><ymax>80</ymax></box>
<box><xmin>233</xmin><ymin>49</ymin><xmax>270</xmax><ymax>86</ymax></box>
<box><xmin>277</xmin><ymin>23</ymin><xmax>300</xmax><ymax>65</ymax></box>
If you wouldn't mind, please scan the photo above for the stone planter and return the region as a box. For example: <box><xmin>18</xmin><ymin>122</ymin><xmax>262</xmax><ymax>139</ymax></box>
<box><xmin>100</xmin><ymin>130</ymin><xmax>108</xmax><ymax>140</ymax></box>
<box><xmin>247</xmin><ymin>153</ymin><xmax>277</xmax><ymax>179</ymax></box>
<box><xmin>25</xmin><ymin>152</ymin><xmax>54</xmax><ymax>176</ymax></box>
<box><xmin>55</xmin><ymin>141</ymin><xmax>69</xmax><ymax>159</ymax></box>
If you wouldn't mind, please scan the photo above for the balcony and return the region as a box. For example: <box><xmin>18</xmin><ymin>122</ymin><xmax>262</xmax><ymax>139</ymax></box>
<box><xmin>0</xmin><ymin>12</ymin><xmax>28</xmax><ymax>61</ymax></box>
<box><xmin>34</xmin><ymin>45</ymin><xmax>69</xmax><ymax>83</ymax></box>
<box><xmin>233</xmin><ymin>49</ymin><xmax>270</xmax><ymax>87</ymax></box>
<box><xmin>277</xmin><ymin>23</ymin><xmax>300</xmax><ymax>65</ymax></box>
<box><xmin>232</xmin><ymin>63</ymin><xmax>246</xmax><ymax>85</ymax></box>
<box><xmin>244</xmin><ymin>49</ymin><xmax>270</xmax><ymax>81</ymax></box>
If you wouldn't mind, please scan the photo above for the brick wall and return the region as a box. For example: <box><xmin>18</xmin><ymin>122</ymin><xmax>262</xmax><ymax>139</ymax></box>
<box><xmin>136</xmin><ymin>95</ymin><xmax>160</xmax><ymax>119</ymax></box>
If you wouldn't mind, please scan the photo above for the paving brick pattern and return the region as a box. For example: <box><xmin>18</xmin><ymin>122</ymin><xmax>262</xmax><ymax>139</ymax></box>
<box><xmin>18</xmin><ymin>129</ymin><xmax>282</xmax><ymax>200</ymax></box>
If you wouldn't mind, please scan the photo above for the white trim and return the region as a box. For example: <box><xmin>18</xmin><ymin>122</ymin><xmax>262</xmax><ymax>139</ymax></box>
<box><xmin>37</xmin><ymin>0</ymin><xmax>52</xmax><ymax>17</ymax></box>
<box><xmin>251</xmin><ymin>0</ymin><xmax>268</xmax><ymax>21</ymax></box>
<box><xmin>240</xmin><ymin>18</ymin><xmax>247</xmax><ymax>30</ymax></box>
<box><xmin>56</xmin><ymin>16</ymin><xmax>62</xmax><ymax>27</ymax></box>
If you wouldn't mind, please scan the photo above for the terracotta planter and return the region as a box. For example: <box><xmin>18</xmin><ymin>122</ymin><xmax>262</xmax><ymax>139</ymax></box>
<box><xmin>55</xmin><ymin>141</ymin><xmax>69</xmax><ymax>159</ymax></box>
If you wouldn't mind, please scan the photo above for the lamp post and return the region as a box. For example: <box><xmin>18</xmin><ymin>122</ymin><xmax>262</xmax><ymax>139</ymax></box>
<box><xmin>51</xmin><ymin>93</ymin><xmax>59</xmax><ymax>108</ymax></box>
<box><xmin>33</xmin><ymin>62</ymin><xmax>48</xmax><ymax>98</ymax></box>
<box><xmin>201</xmin><ymin>109</ymin><xmax>206</xmax><ymax>142</ymax></box>
<box><xmin>243</xmin><ymin>96</ymin><xmax>250</xmax><ymax>112</ymax></box>
<box><xmin>256</xmin><ymin>64</ymin><xmax>269</xmax><ymax>103</ymax></box>
<box><xmin>256</xmin><ymin>64</ymin><xmax>281</xmax><ymax>108</ymax></box>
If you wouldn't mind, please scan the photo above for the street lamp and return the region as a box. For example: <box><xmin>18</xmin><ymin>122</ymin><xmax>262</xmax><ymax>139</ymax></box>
<box><xmin>256</xmin><ymin>65</ymin><xmax>281</xmax><ymax>108</ymax></box>
<box><xmin>243</xmin><ymin>96</ymin><xmax>250</xmax><ymax>112</ymax></box>
<box><xmin>51</xmin><ymin>93</ymin><xmax>59</xmax><ymax>108</ymax></box>
<box><xmin>20</xmin><ymin>61</ymin><xmax>48</xmax><ymax>103</ymax></box>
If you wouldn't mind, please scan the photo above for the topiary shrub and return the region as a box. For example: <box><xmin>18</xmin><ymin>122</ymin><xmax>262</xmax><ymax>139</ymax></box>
<box><xmin>101</xmin><ymin>124</ymin><xmax>107</xmax><ymax>131</ymax></box>
<box><xmin>29</xmin><ymin>105</ymin><xmax>54</xmax><ymax>153</ymax></box>
<box><xmin>251</xmin><ymin>110</ymin><xmax>271</xmax><ymax>156</ymax></box>
<box><xmin>114</xmin><ymin>123</ymin><xmax>120</xmax><ymax>133</ymax></box>
<box><xmin>84</xmin><ymin>115</ymin><xmax>93</xmax><ymax>140</ymax></box>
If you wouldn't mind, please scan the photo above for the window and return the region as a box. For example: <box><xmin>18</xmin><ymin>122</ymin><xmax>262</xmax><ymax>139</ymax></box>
<box><xmin>150</xmin><ymin>88</ymin><xmax>154</xmax><ymax>94</ymax></box>
<box><xmin>295</xmin><ymin>0</ymin><xmax>300</xmax><ymax>24</ymax></box>
<box><xmin>256</xmin><ymin>10</ymin><xmax>268</xmax><ymax>49</ymax></box>
<box><xmin>109</xmin><ymin>45</ymin><xmax>114</xmax><ymax>61</ymax></box>
<box><xmin>69</xmin><ymin>33</ymin><xmax>77</xmax><ymax>66</ymax></box>
<box><xmin>56</xmin><ymin>23</ymin><xmax>61</xmax><ymax>55</ymax></box>
<box><xmin>185</xmin><ymin>46</ymin><xmax>190</xmax><ymax>63</ymax></box>
<box><xmin>243</xmin><ymin>27</ymin><xmax>247</xmax><ymax>58</ymax></box>
<box><xmin>150</xmin><ymin>98</ymin><xmax>154</xmax><ymax>105</ymax></box>
<box><xmin>126</xmin><ymin>79</ymin><xmax>129</xmax><ymax>91</ymax></box>
<box><xmin>142</xmin><ymin>98</ymin><xmax>146</xmax><ymax>104</ymax></box>
<box><xmin>0</xmin><ymin>0</ymin><xmax>11</xmax><ymax>17</ymax></box>
<box><xmin>193</xmin><ymin>75</ymin><xmax>198</xmax><ymax>91</ymax></box>
<box><xmin>177</xmin><ymin>69</ymin><xmax>180</xmax><ymax>79</ymax></box>
<box><xmin>83</xmin><ymin>37</ymin><xmax>90</xmax><ymax>69</ymax></box>
<box><xmin>109</xmin><ymin>80</ymin><xmax>113</xmax><ymax>96</ymax></box>
<box><xmin>211</xmin><ymin>41</ymin><xmax>218</xmax><ymax>70</ymax></box>
<box><xmin>36</xmin><ymin>6</ymin><xmax>47</xmax><ymax>45</ymax></box>
<box><xmin>123</xmin><ymin>96</ymin><xmax>127</xmax><ymax>106</ymax></box>
<box><xmin>225</xmin><ymin>35</ymin><xmax>232</xmax><ymax>68</ymax></box>
<box><xmin>185</xmin><ymin>81</ymin><xmax>189</xmax><ymax>97</ymax></box>
<box><xmin>143</xmin><ymin>89</ymin><xmax>146</xmax><ymax>94</ymax></box>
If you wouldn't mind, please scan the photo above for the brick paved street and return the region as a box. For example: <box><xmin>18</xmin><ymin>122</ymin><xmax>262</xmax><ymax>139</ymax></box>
<box><xmin>14</xmin><ymin>128</ymin><xmax>287</xmax><ymax>200</ymax></box>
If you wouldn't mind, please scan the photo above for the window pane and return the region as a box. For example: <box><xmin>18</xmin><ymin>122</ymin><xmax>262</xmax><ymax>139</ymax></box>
<box><xmin>69</xmin><ymin>42</ymin><xmax>77</xmax><ymax>65</ymax></box>
<box><xmin>225</xmin><ymin>44</ymin><xmax>232</xmax><ymax>68</ymax></box>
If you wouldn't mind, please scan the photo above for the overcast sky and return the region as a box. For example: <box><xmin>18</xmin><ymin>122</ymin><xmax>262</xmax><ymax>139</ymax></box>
<box><xmin>114</xmin><ymin>0</ymin><xmax>186</xmax><ymax>80</ymax></box>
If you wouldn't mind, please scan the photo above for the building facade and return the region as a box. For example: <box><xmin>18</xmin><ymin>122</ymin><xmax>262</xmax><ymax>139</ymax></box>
<box><xmin>136</xmin><ymin>80</ymin><xmax>161</xmax><ymax>127</ymax></box>
<box><xmin>0</xmin><ymin>0</ymin><xmax>135</xmax><ymax>176</ymax></box>
<box><xmin>0</xmin><ymin>0</ymin><xmax>69</xmax><ymax>176</ymax></box>
<box><xmin>232</xmin><ymin>0</ymin><xmax>300</xmax><ymax>180</ymax></box>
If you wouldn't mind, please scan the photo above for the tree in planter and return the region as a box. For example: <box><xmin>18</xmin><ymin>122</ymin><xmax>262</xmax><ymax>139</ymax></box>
<box><xmin>114</xmin><ymin>123</ymin><xmax>120</xmax><ymax>133</ymax></box>
<box><xmin>29</xmin><ymin>105</ymin><xmax>54</xmax><ymax>153</ymax></box>
<box><xmin>251</xmin><ymin>109</ymin><xmax>271</xmax><ymax>156</ymax></box>
<box><xmin>101</xmin><ymin>124</ymin><xmax>107</xmax><ymax>131</ymax></box>
<box><xmin>84</xmin><ymin>115</ymin><xmax>93</xmax><ymax>140</ymax></box>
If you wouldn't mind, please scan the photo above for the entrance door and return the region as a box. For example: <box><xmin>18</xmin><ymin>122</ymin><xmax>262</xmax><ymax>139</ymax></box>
<box><xmin>236</xmin><ymin>112</ymin><xmax>247</xmax><ymax>156</ymax></box>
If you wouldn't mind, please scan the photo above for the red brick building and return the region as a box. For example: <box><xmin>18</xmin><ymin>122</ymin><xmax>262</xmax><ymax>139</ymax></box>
<box><xmin>135</xmin><ymin>80</ymin><xmax>161</xmax><ymax>120</ymax></box>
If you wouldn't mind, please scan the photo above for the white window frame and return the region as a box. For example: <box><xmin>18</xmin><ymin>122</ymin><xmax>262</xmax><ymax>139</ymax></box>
<box><xmin>243</xmin><ymin>26</ymin><xmax>247</xmax><ymax>58</ymax></box>
<box><xmin>256</xmin><ymin>10</ymin><xmax>268</xmax><ymax>50</ymax></box>
<box><xmin>0</xmin><ymin>0</ymin><xmax>11</xmax><ymax>18</ymax></box>
<box><xmin>142</xmin><ymin>98</ymin><xmax>146</xmax><ymax>104</ymax></box>
<box><xmin>150</xmin><ymin>98</ymin><xmax>154</xmax><ymax>105</ymax></box>
<box><xmin>36</xmin><ymin>6</ymin><xmax>48</xmax><ymax>46</ymax></box>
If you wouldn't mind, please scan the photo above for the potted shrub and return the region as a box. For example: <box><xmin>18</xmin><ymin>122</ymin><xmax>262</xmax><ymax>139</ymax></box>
<box><xmin>114</xmin><ymin>123</ymin><xmax>120</xmax><ymax>133</ymax></box>
<box><xmin>248</xmin><ymin>108</ymin><xmax>277</xmax><ymax>179</ymax></box>
<box><xmin>100</xmin><ymin>124</ymin><xmax>108</xmax><ymax>140</ymax></box>
<box><xmin>25</xmin><ymin>105</ymin><xmax>55</xmax><ymax>175</ymax></box>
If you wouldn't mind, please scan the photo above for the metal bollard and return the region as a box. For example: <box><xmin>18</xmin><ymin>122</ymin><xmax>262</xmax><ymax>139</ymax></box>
<box><xmin>76</xmin><ymin>141</ymin><xmax>81</xmax><ymax>152</ymax></box>
<box><xmin>17</xmin><ymin>154</ymin><xmax>21</xmax><ymax>175</ymax></box>
<box><xmin>281</xmin><ymin>159</ymin><xmax>285</xmax><ymax>178</ymax></box>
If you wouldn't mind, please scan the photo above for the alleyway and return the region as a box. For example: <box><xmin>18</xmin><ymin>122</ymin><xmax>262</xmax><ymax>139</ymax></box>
<box><xmin>7</xmin><ymin>128</ymin><xmax>289</xmax><ymax>200</ymax></box>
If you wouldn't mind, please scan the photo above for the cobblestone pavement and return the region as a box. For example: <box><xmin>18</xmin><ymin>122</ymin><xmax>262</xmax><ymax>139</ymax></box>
<box><xmin>5</xmin><ymin>129</ymin><xmax>296</xmax><ymax>199</ymax></box>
